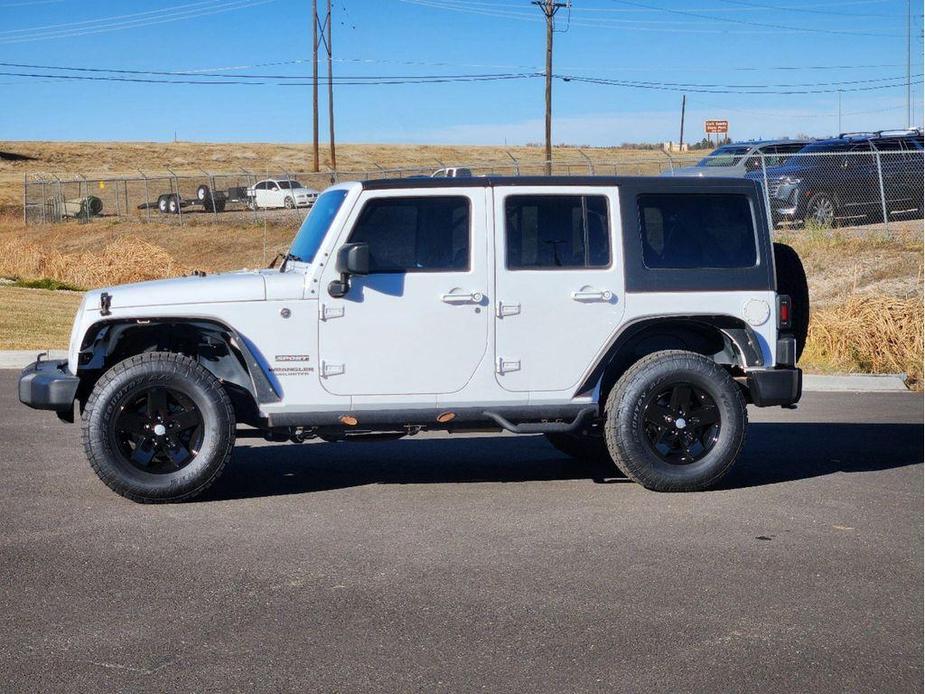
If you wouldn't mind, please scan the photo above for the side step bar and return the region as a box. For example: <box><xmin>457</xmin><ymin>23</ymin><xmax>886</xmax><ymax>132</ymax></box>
<box><xmin>482</xmin><ymin>406</ymin><xmax>598</xmax><ymax>434</ymax></box>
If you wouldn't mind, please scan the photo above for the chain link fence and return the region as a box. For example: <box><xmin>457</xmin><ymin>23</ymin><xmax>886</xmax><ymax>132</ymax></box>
<box><xmin>20</xmin><ymin>154</ymin><xmax>694</xmax><ymax>228</ymax></box>
<box><xmin>22</xmin><ymin>150</ymin><xmax>923</xmax><ymax>236</ymax></box>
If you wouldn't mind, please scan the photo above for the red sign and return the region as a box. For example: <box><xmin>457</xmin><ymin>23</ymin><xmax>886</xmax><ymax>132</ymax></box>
<box><xmin>705</xmin><ymin>120</ymin><xmax>729</xmax><ymax>134</ymax></box>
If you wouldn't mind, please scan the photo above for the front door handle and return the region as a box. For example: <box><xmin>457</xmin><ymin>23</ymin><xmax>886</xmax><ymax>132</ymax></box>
<box><xmin>570</xmin><ymin>288</ymin><xmax>613</xmax><ymax>302</ymax></box>
<box><xmin>441</xmin><ymin>291</ymin><xmax>483</xmax><ymax>304</ymax></box>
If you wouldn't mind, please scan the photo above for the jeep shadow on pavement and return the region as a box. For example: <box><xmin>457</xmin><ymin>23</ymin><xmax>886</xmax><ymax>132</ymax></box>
<box><xmin>19</xmin><ymin>175</ymin><xmax>807</xmax><ymax>503</ymax></box>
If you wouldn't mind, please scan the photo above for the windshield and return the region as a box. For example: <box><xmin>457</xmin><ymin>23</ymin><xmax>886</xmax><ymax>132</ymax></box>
<box><xmin>287</xmin><ymin>189</ymin><xmax>348</xmax><ymax>263</ymax></box>
<box><xmin>763</xmin><ymin>143</ymin><xmax>806</xmax><ymax>167</ymax></box>
<box><xmin>277</xmin><ymin>180</ymin><xmax>304</xmax><ymax>189</ymax></box>
<box><xmin>698</xmin><ymin>146</ymin><xmax>751</xmax><ymax>167</ymax></box>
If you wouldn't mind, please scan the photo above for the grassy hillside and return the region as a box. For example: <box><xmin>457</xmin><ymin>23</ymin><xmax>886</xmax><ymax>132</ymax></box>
<box><xmin>0</xmin><ymin>141</ymin><xmax>678</xmax><ymax>207</ymax></box>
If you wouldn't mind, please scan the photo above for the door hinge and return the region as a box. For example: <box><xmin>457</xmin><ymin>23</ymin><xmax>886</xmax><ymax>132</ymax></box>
<box><xmin>321</xmin><ymin>361</ymin><xmax>345</xmax><ymax>378</ymax></box>
<box><xmin>496</xmin><ymin>357</ymin><xmax>521</xmax><ymax>374</ymax></box>
<box><xmin>320</xmin><ymin>304</ymin><xmax>345</xmax><ymax>321</ymax></box>
<box><xmin>496</xmin><ymin>300</ymin><xmax>521</xmax><ymax>318</ymax></box>
<box><xmin>318</xmin><ymin>304</ymin><xmax>344</xmax><ymax>320</ymax></box>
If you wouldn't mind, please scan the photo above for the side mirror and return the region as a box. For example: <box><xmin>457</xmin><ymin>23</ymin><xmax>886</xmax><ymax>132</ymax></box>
<box><xmin>328</xmin><ymin>243</ymin><xmax>369</xmax><ymax>298</ymax></box>
<box><xmin>335</xmin><ymin>242</ymin><xmax>369</xmax><ymax>276</ymax></box>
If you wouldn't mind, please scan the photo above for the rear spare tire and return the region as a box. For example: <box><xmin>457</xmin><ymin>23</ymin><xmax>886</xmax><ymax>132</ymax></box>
<box><xmin>81</xmin><ymin>352</ymin><xmax>235</xmax><ymax>503</ymax></box>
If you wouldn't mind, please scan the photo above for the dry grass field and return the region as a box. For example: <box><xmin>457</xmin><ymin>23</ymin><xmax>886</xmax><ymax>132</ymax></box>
<box><xmin>0</xmin><ymin>140</ymin><xmax>676</xmax><ymax>207</ymax></box>
<box><xmin>0</xmin><ymin>284</ymin><xmax>82</xmax><ymax>350</ymax></box>
<box><xmin>0</xmin><ymin>141</ymin><xmax>922</xmax><ymax>385</ymax></box>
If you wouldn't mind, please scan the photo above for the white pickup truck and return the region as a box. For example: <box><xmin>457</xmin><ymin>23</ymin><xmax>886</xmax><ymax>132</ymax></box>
<box><xmin>19</xmin><ymin>175</ymin><xmax>807</xmax><ymax>503</ymax></box>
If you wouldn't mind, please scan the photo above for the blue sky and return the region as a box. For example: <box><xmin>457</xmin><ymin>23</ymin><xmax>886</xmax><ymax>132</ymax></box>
<box><xmin>1</xmin><ymin>0</ymin><xmax>922</xmax><ymax>145</ymax></box>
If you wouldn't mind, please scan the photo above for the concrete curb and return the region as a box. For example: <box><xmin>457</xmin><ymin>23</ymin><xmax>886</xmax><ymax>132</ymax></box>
<box><xmin>802</xmin><ymin>373</ymin><xmax>910</xmax><ymax>392</ymax></box>
<box><xmin>0</xmin><ymin>351</ymin><xmax>912</xmax><ymax>392</ymax></box>
<box><xmin>0</xmin><ymin>350</ymin><xmax>68</xmax><ymax>370</ymax></box>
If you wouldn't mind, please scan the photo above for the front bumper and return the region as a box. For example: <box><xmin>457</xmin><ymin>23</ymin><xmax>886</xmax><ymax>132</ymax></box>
<box><xmin>18</xmin><ymin>359</ymin><xmax>79</xmax><ymax>411</ymax></box>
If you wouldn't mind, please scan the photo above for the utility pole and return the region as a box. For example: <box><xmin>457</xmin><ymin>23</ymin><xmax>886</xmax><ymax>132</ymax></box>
<box><xmin>906</xmin><ymin>0</ymin><xmax>912</xmax><ymax>127</ymax></box>
<box><xmin>326</xmin><ymin>0</ymin><xmax>336</xmax><ymax>171</ymax></box>
<box><xmin>678</xmin><ymin>94</ymin><xmax>686</xmax><ymax>149</ymax></box>
<box><xmin>312</xmin><ymin>0</ymin><xmax>319</xmax><ymax>172</ymax></box>
<box><xmin>533</xmin><ymin>0</ymin><xmax>566</xmax><ymax>176</ymax></box>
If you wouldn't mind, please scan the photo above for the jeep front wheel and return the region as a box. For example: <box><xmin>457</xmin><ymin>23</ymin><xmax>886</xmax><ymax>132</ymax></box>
<box><xmin>81</xmin><ymin>352</ymin><xmax>235</xmax><ymax>503</ymax></box>
<box><xmin>604</xmin><ymin>350</ymin><xmax>746</xmax><ymax>492</ymax></box>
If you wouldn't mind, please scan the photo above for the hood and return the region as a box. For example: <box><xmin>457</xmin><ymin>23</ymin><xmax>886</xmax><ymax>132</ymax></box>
<box><xmin>745</xmin><ymin>162</ymin><xmax>803</xmax><ymax>181</ymax></box>
<box><xmin>86</xmin><ymin>270</ymin><xmax>269</xmax><ymax>311</ymax></box>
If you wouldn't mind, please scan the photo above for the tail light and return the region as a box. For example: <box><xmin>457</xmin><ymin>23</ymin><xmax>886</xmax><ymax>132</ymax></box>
<box><xmin>777</xmin><ymin>295</ymin><xmax>792</xmax><ymax>330</ymax></box>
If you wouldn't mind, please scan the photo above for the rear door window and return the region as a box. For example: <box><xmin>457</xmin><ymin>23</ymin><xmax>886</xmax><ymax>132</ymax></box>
<box><xmin>505</xmin><ymin>195</ymin><xmax>610</xmax><ymax>270</ymax></box>
<box><xmin>638</xmin><ymin>194</ymin><xmax>757</xmax><ymax>269</ymax></box>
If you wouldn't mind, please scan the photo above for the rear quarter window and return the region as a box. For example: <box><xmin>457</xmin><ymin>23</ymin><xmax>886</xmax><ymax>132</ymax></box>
<box><xmin>638</xmin><ymin>193</ymin><xmax>757</xmax><ymax>269</ymax></box>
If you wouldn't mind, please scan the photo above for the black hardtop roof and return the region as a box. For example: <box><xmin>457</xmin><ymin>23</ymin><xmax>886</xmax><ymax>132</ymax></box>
<box><xmin>360</xmin><ymin>175</ymin><xmax>762</xmax><ymax>193</ymax></box>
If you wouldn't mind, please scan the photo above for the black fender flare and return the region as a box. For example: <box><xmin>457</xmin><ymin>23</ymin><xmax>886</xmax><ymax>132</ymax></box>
<box><xmin>75</xmin><ymin>317</ymin><xmax>280</xmax><ymax>408</ymax></box>
<box><xmin>575</xmin><ymin>314</ymin><xmax>766</xmax><ymax>399</ymax></box>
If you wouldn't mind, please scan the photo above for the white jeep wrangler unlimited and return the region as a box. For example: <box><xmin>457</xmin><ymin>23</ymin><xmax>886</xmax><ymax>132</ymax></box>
<box><xmin>19</xmin><ymin>176</ymin><xmax>807</xmax><ymax>503</ymax></box>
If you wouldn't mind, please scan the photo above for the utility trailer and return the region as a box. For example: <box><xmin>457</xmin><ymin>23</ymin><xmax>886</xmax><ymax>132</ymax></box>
<box><xmin>138</xmin><ymin>184</ymin><xmax>250</xmax><ymax>215</ymax></box>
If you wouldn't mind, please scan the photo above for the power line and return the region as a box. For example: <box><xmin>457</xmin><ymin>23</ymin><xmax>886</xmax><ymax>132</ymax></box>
<box><xmin>0</xmin><ymin>0</ymin><xmax>278</xmax><ymax>43</ymax></box>
<box><xmin>3</xmin><ymin>61</ymin><xmax>919</xmax><ymax>92</ymax></box>
<box><xmin>0</xmin><ymin>69</ymin><xmax>539</xmax><ymax>86</ymax></box>
<box><xmin>402</xmin><ymin>0</ymin><xmax>903</xmax><ymax>35</ymax></box>
<box><xmin>603</xmin><ymin>0</ymin><xmax>901</xmax><ymax>36</ymax></box>
<box><xmin>562</xmin><ymin>74</ymin><xmax>924</xmax><ymax>95</ymax></box>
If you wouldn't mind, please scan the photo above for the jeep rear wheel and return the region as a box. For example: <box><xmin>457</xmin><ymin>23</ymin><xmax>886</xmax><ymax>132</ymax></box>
<box><xmin>604</xmin><ymin>350</ymin><xmax>746</xmax><ymax>492</ymax></box>
<box><xmin>81</xmin><ymin>352</ymin><xmax>235</xmax><ymax>503</ymax></box>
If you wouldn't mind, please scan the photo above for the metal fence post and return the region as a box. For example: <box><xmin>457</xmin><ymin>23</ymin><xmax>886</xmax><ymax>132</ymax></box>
<box><xmin>874</xmin><ymin>150</ymin><xmax>891</xmax><ymax>234</ymax></box>
<box><xmin>166</xmin><ymin>168</ymin><xmax>182</xmax><ymax>227</ymax></box>
<box><xmin>760</xmin><ymin>154</ymin><xmax>775</xmax><ymax>236</ymax></box>
<box><xmin>138</xmin><ymin>170</ymin><xmax>150</xmax><ymax>223</ymax></box>
<box><xmin>505</xmin><ymin>151</ymin><xmax>520</xmax><ymax>175</ymax></box>
<box><xmin>658</xmin><ymin>148</ymin><xmax>675</xmax><ymax>174</ymax></box>
<box><xmin>577</xmin><ymin>148</ymin><xmax>594</xmax><ymax>175</ymax></box>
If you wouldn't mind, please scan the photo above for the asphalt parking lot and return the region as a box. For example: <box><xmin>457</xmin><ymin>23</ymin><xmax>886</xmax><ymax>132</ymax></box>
<box><xmin>0</xmin><ymin>370</ymin><xmax>921</xmax><ymax>693</ymax></box>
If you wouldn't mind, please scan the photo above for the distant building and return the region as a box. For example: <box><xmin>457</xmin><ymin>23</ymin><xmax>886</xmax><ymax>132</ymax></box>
<box><xmin>662</xmin><ymin>142</ymin><xmax>689</xmax><ymax>153</ymax></box>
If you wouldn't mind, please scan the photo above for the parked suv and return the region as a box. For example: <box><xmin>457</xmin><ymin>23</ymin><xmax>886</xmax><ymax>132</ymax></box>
<box><xmin>667</xmin><ymin>140</ymin><xmax>808</xmax><ymax>178</ymax></box>
<box><xmin>19</xmin><ymin>176</ymin><xmax>806</xmax><ymax>503</ymax></box>
<box><xmin>752</xmin><ymin>129</ymin><xmax>924</xmax><ymax>228</ymax></box>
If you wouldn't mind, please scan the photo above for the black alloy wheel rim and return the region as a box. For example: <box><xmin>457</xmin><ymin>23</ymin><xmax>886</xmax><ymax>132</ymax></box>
<box><xmin>113</xmin><ymin>386</ymin><xmax>204</xmax><ymax>474</ymax></box>
<box><xmin>641</xmin><ymin>382</ymin><xmax>721</xmax><ymax>465</ymax></box>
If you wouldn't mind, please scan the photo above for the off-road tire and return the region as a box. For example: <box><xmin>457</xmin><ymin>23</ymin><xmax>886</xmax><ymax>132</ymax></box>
<box><xmin>545</xmin><ymin>432</ymin><xmax>612</xmax><ymax>463</ymax></box>
<box><xmin>196</xmin><ymin>184</ymin><xmax>210</xmax><ymax>201</ymax></box>
<box><xmin>773</xmin><ymin>242</ymin><xmax>810</xmax><ymax>360</ymax></box>
<box><xmin>82</xmin><ymin>352</ymin><xmax>235</xmax><ymax>503</ymax></box>
<box><xmin>604</xmin><ymin>350</ymin><xmax>747</xmax><ymax>492</ymax></box>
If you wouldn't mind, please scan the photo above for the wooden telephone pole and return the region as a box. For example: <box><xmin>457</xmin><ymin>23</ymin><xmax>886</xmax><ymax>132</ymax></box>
<box><xmin>312</xmin><ymin>0</ymin><xmax>319</xmax><ymax>171</ymax></box>
<box><xmin>327</xmin><ymin>0</ymin><xmax>335</xmax><ymax>170</ymax></box>
<box><xmin>533</xmin><ymin>0</ymin><xmax>566</xmax><ymax>176</ymax></box>
<box><xmin>311</xmin><ymin>0</ymin><xmax>335</xmax><ymax>172</ymax></box>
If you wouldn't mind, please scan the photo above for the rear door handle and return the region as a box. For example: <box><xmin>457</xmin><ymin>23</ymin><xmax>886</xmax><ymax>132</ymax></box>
<box><xmin>441</xmin><ymin>291</ymin><xmax>483</xmax><ymax>304</ymax></box>
<box><xmin>570</xmin><ymin>289</ymin><xmax>613</xmax><ymax>302</ymax></box>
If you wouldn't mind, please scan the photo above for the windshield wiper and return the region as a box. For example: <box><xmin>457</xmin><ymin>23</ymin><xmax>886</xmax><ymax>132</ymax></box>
<box><xmin>279</xmin><ymin>252</ymin><xmax>304</xmax><ymax>272</ymax></box>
